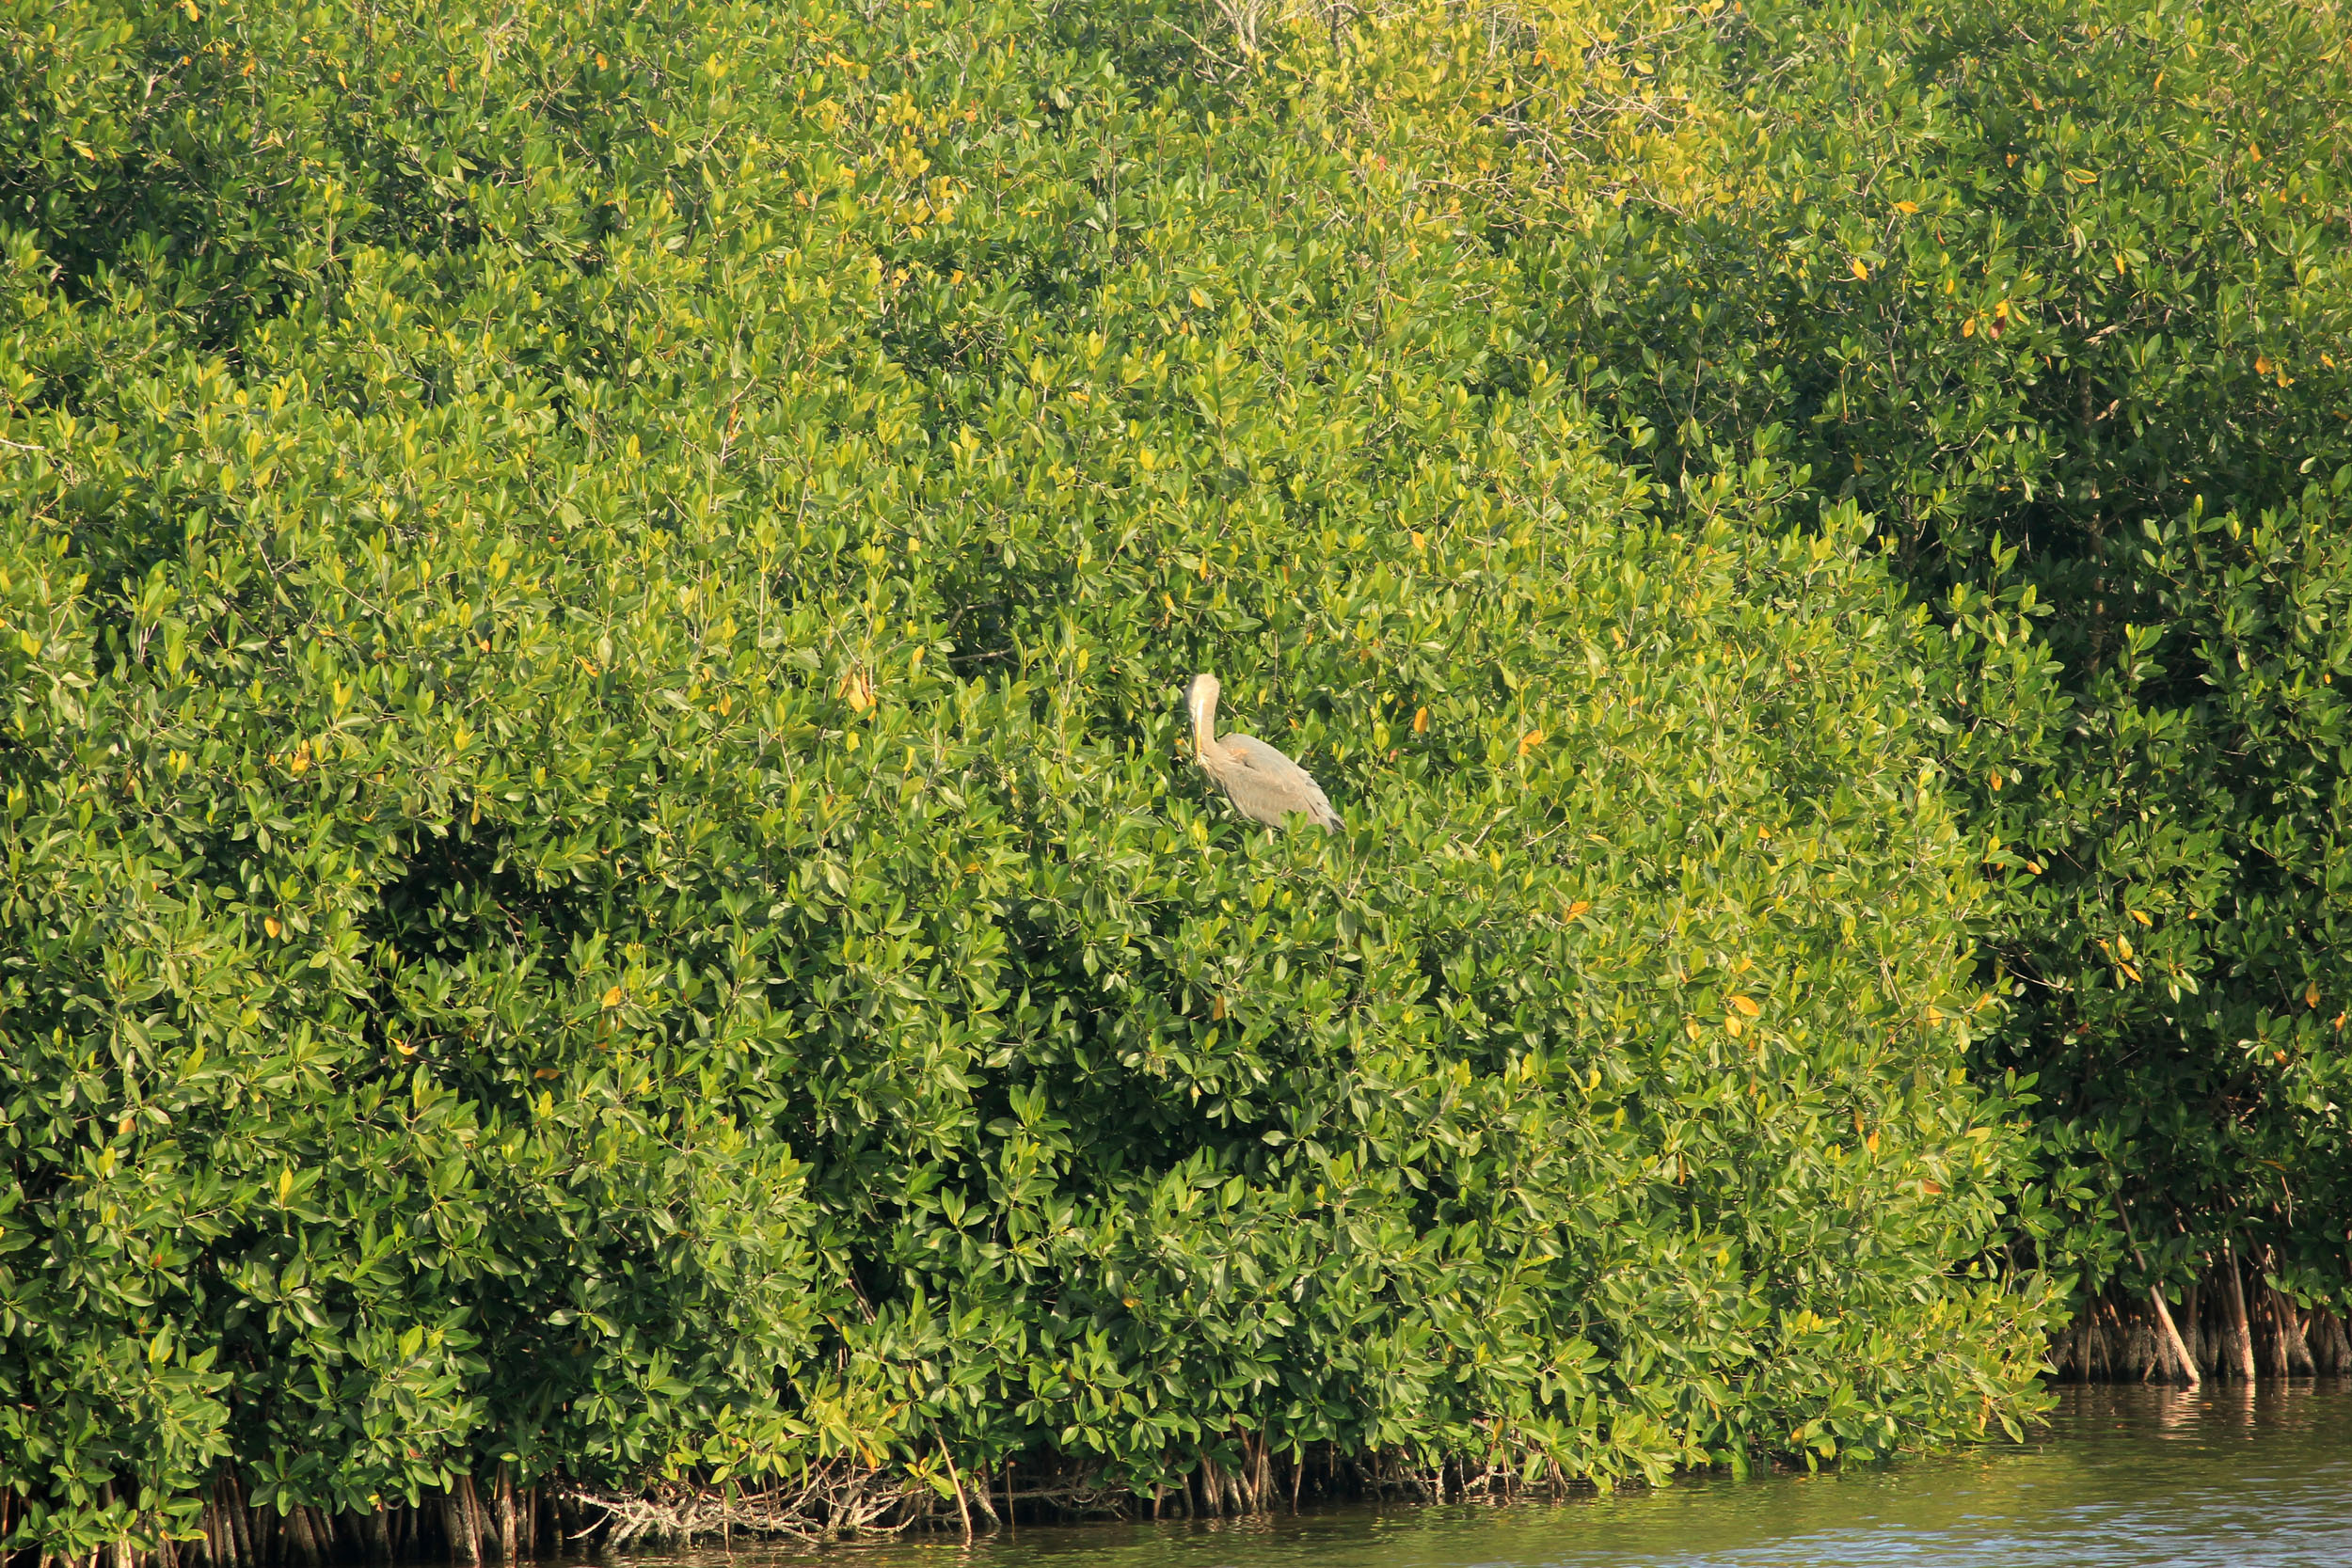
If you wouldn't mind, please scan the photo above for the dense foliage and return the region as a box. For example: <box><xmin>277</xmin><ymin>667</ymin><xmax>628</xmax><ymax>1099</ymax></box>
<box><xmin>0</xmin><ymin>0</ymin><xmax>2067</xmax><ymax>1555</ymax></box>
<box><xmin>1485</xmin><ymin>0</ymin><xmax>2352</xmax><ymax>1314</ymax></box>
<box><xmin>1246</xmin><ymin>0</ymin><xmax>2352</xmax><ymax>1331</ymax></box>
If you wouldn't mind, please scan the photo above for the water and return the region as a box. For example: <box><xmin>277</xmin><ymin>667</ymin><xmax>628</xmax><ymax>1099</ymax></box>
<box><xmin>638</xmin><ymin>1384</ymin><xmax>2352</xmax><ymax>1568</ymax></box>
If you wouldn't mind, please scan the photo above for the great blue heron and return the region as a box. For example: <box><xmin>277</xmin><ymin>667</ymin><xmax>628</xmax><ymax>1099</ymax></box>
<box><xmin>1183</xmin><ymin>673</ymin><xmax>1341</xmax><ymax>832</ymax></box>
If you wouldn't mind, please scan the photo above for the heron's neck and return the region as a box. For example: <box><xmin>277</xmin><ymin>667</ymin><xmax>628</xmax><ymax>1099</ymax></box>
<box><xmin>1188</xmin><ymin>690</ymin><xmax>1217</xmax><ymax>753</ymax></box>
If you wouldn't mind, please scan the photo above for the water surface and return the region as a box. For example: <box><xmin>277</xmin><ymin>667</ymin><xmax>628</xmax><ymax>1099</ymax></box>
<box><xmin>639</xmin><ymin>1384</ymin><xmax>2352</xmax><ymax>1567</ymax></box>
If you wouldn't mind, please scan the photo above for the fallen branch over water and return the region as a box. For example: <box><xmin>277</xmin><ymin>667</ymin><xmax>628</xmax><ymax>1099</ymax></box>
<box><xmin>564</xmin><ymin>1468</ymin><xmax>920</xmax><ymax>1548</ymax></box>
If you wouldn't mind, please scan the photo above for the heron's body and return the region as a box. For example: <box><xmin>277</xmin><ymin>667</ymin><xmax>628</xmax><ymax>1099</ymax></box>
<box><xmin>1184</xmin><ymin>673</ymin><xmax>1340</xmax><ymax>831</ymax></box>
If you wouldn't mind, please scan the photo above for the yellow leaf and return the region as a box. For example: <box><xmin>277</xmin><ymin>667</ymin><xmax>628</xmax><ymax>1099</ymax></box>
<box><xmin>534</xmin><ymin>1068</ymin><xmax>561</xmax><ymax>1080</ymax></box>
<box><xmin>2307</xmin><ymin>981</ymin><xmax>2323</xmax><ymax>1009</ymax></box>
<box><xmin>2115</xmin><ymin>254</ymin><xmax>2127</xmax><ymax>276</ymax></box>
<box><xmin>394</xmin><ymin>1039</ymin><xmax>416</xmax><ymax>1056</ymax></box>
<box><xmin>1730</xmin><ymin>994</ymin><xmax>1760</xmax><ymax>1017</ymax></box>
<box><xmin>1188</xmin><ymin>286</ymin><xmax>1210</xmax><ymax>309</ymax></box>
<box><xmin>1894</xmin><ymin>200</ymin><xmax>1918</xmax><ymax>214</ymax></box>
<box><xmin>1724</xmin><ymin>1014</ymin><xmax>1744</xmax><ymax>1038</ymax></box>
<box><xmin>1411</xmin><ymin>531</ymin><xmax>1426</xmax><ymax>551</ymax></box>
<box><xmin>1566</xmin><ymin>900</ymin><xmax>1590</xmax><ymax>919</ymax></box>
<box><xmin>2129</xmin><ymin>908</ymin><xmax>2153</xmax><ymax>927</ymax></box>
<box><xmin>2256</xmin><ymin>356</ymin><xmax>2273</xmax><ymax>375</ymax></box>
<box><xmin>264</xmin><ymin>917</ymin><xmax>282</xmax><ymax>938</ymax></box>
<box><xmin>1211</xmin><ymin>995</ymin><xmax>1226</xmax><ymax>1020</ymax></box>
<box><xmin>1851</xmin><ymin>258</ymin><xmax>1870</xmax><ymax>280</ymax></box>
<box><xmin>1517</xmin><ymin>728</ymin><xmax>1546</xmax><ymax>756</ymax></box>
<box><xmin>289</xmin><ymin>743</ymin><xmax>310</xmax><ymax>775</ymax></box>
<box><xmin>1412</xmin><ymin>706</ymin><xmax>1429</xmax><ymax>735</ymax></box>
<box><xmin>1073</xmin><ymin>645</ymin><xmax>1089</xmax><ymax>672</ymax></box>
<box><xmin>602</xmin><ymin>986</ymin><xmax>625</xmax><ymax>1008</ymax></box>
<box><xmin>1988</xmin><ymin>769</ymin><xmax>2001</xmax><ymax>789</ymax></box>
<box><xmin>1963</xmin><ymin>317</ymin><xmax>1978</xmax><ymax>338</ymax></box>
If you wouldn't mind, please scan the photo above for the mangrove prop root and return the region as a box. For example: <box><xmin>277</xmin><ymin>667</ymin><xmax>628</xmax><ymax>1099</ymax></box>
<box><xmin>2053</xmin><ymin>1258</ymin><xmax>2352</xmax><ymax>1385</ymax></box>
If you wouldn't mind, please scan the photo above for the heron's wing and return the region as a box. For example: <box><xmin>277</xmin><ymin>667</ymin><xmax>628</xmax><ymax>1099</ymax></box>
<box><xmin>1217</xmin><ymin>734</ymin><xmax>1341</xmax><ymax>830</ymax></box>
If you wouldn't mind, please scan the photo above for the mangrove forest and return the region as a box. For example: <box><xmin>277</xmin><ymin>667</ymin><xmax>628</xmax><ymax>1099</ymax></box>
<box><xmin>2</xmin><ymin>0</ymin><xmax>2347</xmax><ymax>1560</ymax></box>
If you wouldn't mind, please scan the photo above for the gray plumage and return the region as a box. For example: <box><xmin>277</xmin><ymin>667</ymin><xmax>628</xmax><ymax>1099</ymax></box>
<box><xmin>1184</xmin><ymin>673</ymin><xmax>1340</xmax><ymax>832</ymax></box>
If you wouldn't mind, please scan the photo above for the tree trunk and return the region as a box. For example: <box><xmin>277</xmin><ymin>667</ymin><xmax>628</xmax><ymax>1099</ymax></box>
<box><xmin>2255</xmin><ymin>1270</ymin><xmax>2290</xmax><ymax>1378</ymax></box>
<box><xmin>462</xmin><ymin>1478</ymin><xmax>490</xmax><ymax>1566</ymax></box>
<box><xmin>441</xmin><ymin>1491</ymin><xmax>474</xmax><ymax>1568</ymax></box>
<box><xmin>2221</xmin><ymin>1244</ymin><xmax>2259</xmax><ymax>1382</ymax></box>
<box><xmin>939</xmin><ymin>1448</ymin><xmax>972</xmax><ymax>1541</ymax></box>
<box><xmin>2098</xmin><ymin>1296</ymin><xmax>2137</xmax><ymax>1379</ymax></box>
<box><xmin>283</xmin><ymin>1507</ymin><xmax>320</xmax><ymax>1568</ymax></box>
<box><xmin>225</xmin><ymin>1480</ymin><xmax>255</xmax><ymax>1568</ymax></box>
<box><xmin>496</xmin><ymin>1468</ymin><xmax>517</xmax><ymax>1565</ymax></box>
<box><xmin>2326</xmin><ymin>1309</ymin><xmax>2352</xmax><ymax>1374</ymax></box>
<box><xmin>211</xmin><ymin>1488</ymin><xmax>238</xmax><ymax>1568</ymax></box>
<box><xmin>2148</xmin><ymin>1285</ymin><xmax>2201</xmax><ymax>1386</ymax></box>
<box><xmin>247</xmin><ymin>1498</ymin><xmax>274</xmax><ymax>1568</ymax></box>
<box><xmin>967</xmin><ymin>1468</ymin><xmax>999</xmax><ymax>1530</ymax></box>
<box><xmin>2275</xmin><ymin>1286</ymin><xmax>2315</xmax><ymax>1375</ymax></box>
